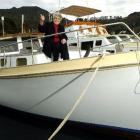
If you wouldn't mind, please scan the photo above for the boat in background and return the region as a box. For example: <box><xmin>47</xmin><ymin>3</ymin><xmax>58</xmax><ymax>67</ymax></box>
<box><xmin>61</xmin><ymin>6</ymin><xmax>139</xmax><ymax>58</ymax></box>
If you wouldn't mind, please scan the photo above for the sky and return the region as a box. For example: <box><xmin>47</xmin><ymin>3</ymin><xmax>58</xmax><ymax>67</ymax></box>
<box><xmin>0</xmin><ymin>0</ymin><xmax>140</xmax><ymax>18</ymax></box>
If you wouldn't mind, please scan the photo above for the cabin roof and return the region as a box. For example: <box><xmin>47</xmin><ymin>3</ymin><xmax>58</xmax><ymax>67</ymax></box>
<box><xmin>59</xmin><ymin>5</ymin><xmax>101</xmax><ymax>17</ymax></box>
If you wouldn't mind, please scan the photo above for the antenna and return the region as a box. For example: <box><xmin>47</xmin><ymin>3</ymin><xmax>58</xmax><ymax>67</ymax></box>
<box><xmin>86</xmin><ymin>0</ymin><xmax>90</xmax><ymax>20</ymax></box>
<box><xmin>86</xmin><ymin>0</ymin><xmax>88</xmax><ymax>6</ymax></box>
<box><xmin>58</xmin><ymin>0</ymin><xmax>61</xmax><ymax>12</ymax></box>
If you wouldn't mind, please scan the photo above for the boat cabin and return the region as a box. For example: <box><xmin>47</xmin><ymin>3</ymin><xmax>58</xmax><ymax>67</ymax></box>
<box><xmin>0</xmin><ymin>33</ymin><xmax>51</xmax><ymax>68</ymax></box>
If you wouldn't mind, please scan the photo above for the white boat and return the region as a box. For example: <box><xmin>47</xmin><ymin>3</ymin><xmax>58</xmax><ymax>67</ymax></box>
<box><xmin>0</xmin><ymin>29</ymin><xmax>118</xmax><ymax>68</ymax></box>
<box><xmin>0</xmin><ymin>5</ymin><xmax>140</xmax><ymax>138</ymax></box>
<box><xmin>106</xmin><ymin>34</ymin><xmax>139</xmax><ymax>52</ymax></box>
<box><xmin>0</xmin><ymin>50</ymin><xmax>140</xmax><ymax>135</ymax></box>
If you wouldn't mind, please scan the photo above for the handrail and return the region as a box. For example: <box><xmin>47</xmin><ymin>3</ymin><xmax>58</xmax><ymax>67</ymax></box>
<box><xmin>0</xmin><ymin>22</ymin><xmax>140</xmax><ymax>49</ymax></box>
<box><xmin>99</xmin><ymin>22</ymin><xmax>140</xmax><ymax>41</ymax></box>
<box><xmin>0</xmin><ymin>32</ymin><xmax>43</xmax><ymax>40</ymax></box>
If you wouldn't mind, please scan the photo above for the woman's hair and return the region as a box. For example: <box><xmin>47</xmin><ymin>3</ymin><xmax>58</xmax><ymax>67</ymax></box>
<box><xmin>53</xmin><ymin>12</ymin><xmax>62</xmax><ymax>21</ymax></box>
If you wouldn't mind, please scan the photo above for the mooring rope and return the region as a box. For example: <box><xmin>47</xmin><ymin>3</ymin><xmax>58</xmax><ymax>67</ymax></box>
<box><xmin>48</xmin><ymin>54</ymin><xmax>105</xmax><ymax>140</ymax></box>
<box><xmin>134</xmin><ymin>46</ymin><xmax>140</xmax><ymax>94</ymax></box>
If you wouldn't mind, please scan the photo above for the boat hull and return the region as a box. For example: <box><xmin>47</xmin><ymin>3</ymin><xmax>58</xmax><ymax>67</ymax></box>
<box><xmin>0</xmin><ymin>65</ymin><xmax>140</xmax><ymax>132</ymax></box>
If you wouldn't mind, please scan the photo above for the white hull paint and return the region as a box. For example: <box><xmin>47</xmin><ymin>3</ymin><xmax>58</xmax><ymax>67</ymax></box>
<box><xmin>0</xmin><ymin>65</ymin><xmax>140</xmax><ymax>131</ymax></box>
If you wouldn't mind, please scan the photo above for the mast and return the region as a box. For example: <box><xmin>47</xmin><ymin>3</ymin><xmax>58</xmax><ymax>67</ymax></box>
<box><xmin>58</xmin><ymin>0</ymin><xmax>61</xmax><ymax>12</ymax></box>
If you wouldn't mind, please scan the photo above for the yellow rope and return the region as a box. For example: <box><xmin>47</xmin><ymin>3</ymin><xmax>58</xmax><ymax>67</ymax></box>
<box><xmin>48</xmin><ymin>54</ymin><xmax>105</xmax><ymax>140</ymax></box>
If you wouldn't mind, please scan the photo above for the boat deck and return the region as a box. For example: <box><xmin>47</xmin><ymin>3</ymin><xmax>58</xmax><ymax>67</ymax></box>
<box><xmin>0</xmin><ymin>51</ymin><xmax>139</xmax><ymax>78</ymax></box>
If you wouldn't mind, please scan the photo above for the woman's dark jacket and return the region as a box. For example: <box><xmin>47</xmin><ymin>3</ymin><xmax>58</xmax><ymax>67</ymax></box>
<box><xmin>38</xmin><ymin>22</ymin><xmax>68</xmax><ymax>58</ymax></box>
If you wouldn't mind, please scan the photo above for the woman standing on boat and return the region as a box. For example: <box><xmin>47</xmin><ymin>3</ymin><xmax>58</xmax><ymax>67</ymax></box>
<box><xmin>38</xmin><ymin>13</ymin><xmax>69</xmax><ymax>61</ymax></box>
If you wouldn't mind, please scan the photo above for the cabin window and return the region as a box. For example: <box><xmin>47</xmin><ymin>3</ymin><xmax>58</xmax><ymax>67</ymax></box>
<box><xmin>106</xmin><ymin>50</ymin><xmax>115</xmax><ymax>53</ymax></box>
<box><xmin>69</xmin><ymin>43</ymin><xmax>77</xmax><ymax>46</ymax></box>
<box><xmin>16</xmin><ymin>58</ymin><xmax>27</xmax><ymax>66</ymax></box>
<box><xmin>106</xmin><ymin>36</ymin><xmax>118</xmax><ymax>43</ymax></box>
<box><xmin>119</xmin><ymin>36</ymin><xmax>127</xmax><ymax>39</ymax></box>
<box><xmin>119</xmin><ymin>36</ymin><xmax>128</xmax><ymax>41</ymax></box>
<box><xmin>0</xmin><ymin>38</ymin><xmax>18</xmax><ymax>52</ymax></box>
<box><xmin>81</xmin><ymin>41</ymin><xmax>93</xmax><ymax>50</ymax></box>
<box><xmin>26</xmin><ymin>46</ymin><xmax>32</xmax><ymax>50</ymax></box>
<box><xmin>0</xmin><ymin>58</ymin><xmax>7</xmax><ymax>67</ymax></box>
<box><xmin>106</xmin><ymin>36</ymin><xmax>116</xmax><ymax>39</ymax></box>
<box><xmin>95</xmin><ymin>40</ymin><xmax>102</xmax><ymax>46</ymax></box>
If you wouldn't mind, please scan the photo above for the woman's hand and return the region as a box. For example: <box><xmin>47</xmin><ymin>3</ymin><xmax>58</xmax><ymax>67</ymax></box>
<box><xmin>61</xmin><ymin>39</ymin><xmax>67</xmax><ymax>44</ymax></box>
<box><xmin>40</xmin><ymin>14</ymin><xmax>45</xmax><ymax>25</ymax></box>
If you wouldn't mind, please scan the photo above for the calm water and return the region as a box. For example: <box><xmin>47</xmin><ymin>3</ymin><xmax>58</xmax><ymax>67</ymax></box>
<box><xmin>0</xmin><ymin>106</ymin><xmax>128</xmax><ymax>140</ymax></box>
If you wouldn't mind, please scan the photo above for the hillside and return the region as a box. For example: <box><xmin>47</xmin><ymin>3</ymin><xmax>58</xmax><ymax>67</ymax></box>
<box><xmin>0</xmin><ymin>6</ymin><xmax>50</xmax><ymax>34</ymax></box>
<box><xmin>0</xmin><ymin>6</ymin><xmax>139</xmax><ymax>35</ymax></box>
<box><xmin>96</xmin><ymin>12</ymin><xmax>140</xmax><ymax>34</ymax></box>
<box><xmin>125</xmin><ymin>12</ymin><xmax>140</xmax><ymax>33</ymax></box>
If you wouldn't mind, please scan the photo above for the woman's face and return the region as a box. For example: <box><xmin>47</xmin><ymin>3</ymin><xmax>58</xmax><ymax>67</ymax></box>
<box><xmin>53</xmin><ymin>16</ymin><xmax>61</xmax><ymax>25</ymax></box>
